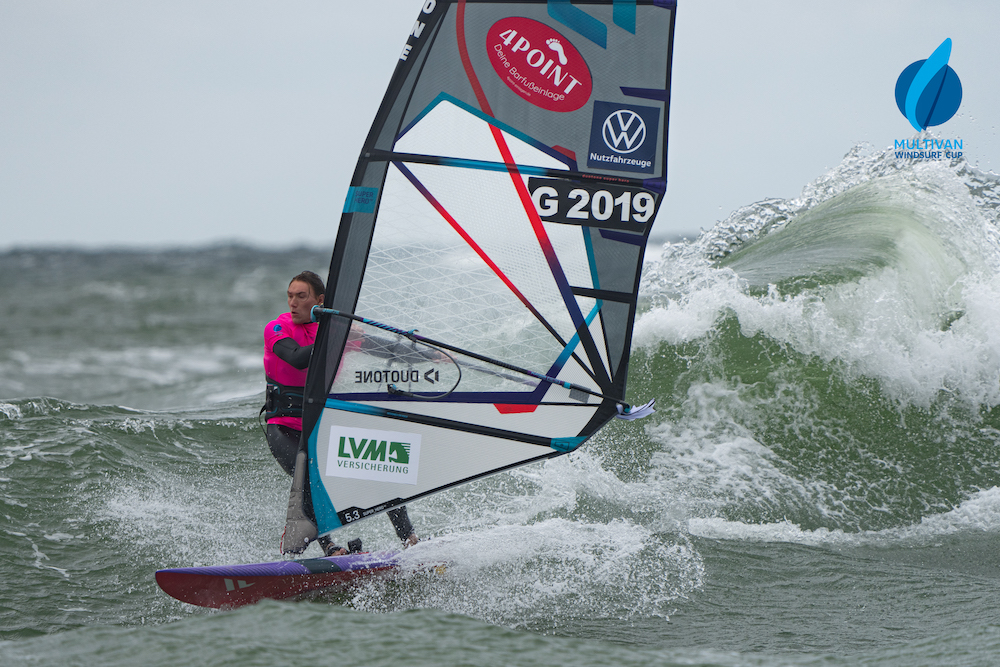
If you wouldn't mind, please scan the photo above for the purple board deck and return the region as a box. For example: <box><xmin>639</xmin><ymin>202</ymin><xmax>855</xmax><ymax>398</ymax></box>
<box><xmin>155</xmin><ymin>551</ymin><xmax>401</xmax><ymax>609</ymax></box>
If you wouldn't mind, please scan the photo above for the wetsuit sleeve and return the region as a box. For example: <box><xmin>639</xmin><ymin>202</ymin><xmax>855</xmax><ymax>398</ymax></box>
<box><xmin>272</xmin><ymin>338</ymin><xmax>313</xmax><ymax>370</ymax></box>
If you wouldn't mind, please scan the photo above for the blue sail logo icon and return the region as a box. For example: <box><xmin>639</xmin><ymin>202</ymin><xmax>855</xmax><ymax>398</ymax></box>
<box><xmin>894</xmin><ymin>38</ymin><xmax>963</xmax><ymax>131</ymax></box>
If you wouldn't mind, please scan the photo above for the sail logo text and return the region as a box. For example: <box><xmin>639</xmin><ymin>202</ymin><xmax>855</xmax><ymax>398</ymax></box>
<box><xmin>893</xmin><ymin>138</ymin><xmax>963</xmax><ymax>160</ymax></box>
<box><xmin>326</xmin><ymin>425</ymin><xmax>421</xmax><ymax>485</ymax></box>
<box><xmin>354</xmin><ymin>369</ymin><xmax>440</xmax><ymax>385</ymax></box>
<box><xmin>529</xmin><ymin>177</ymin><xmax>655</xmax><ymax>231</ymax></box>
<box><xmin>487</xmin><ymin>17</ymin><xmax>592</xmax><ymax>113</ymax></box>
<box><xmin>400</xmin><ymin>0</ymin><xmax>439</xmax><ymax>61</ymax></box>
<box><xmin>588</xmin><ymin>101</ymin><xmax>660</xmax><ymax>175</ymax></box>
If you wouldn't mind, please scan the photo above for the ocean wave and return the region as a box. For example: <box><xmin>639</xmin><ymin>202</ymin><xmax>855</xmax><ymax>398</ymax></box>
<box><xmin>687</xmin><ymin>485</ymin><xmax>1000</xmax><ymax>547</ymax></box>
<box><xmin>639</xmin><ymin>141</ymin><xmax>1000</xmax><ymax>409</ymax></box>
<box><xmin>626</xmin><ymin>143</ymin><xmax>1000</xmax><ymax>535</ymax></box>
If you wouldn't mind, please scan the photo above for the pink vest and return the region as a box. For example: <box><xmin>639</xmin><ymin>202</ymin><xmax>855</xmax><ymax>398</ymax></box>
<box><xmin>263</xmin><ymin>312</ymin><xmax>317</xmax><ymax>429</ymax></box>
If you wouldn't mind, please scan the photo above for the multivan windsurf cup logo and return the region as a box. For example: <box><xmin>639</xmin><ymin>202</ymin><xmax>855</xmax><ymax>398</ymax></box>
<box><xmin>894</xmin><ymin>38</ymin><xmax>964</xmax><ymax>159</ymax></box>
<box><xmin>488</xmin><ymin>16</ymin><xmax>593</xmax><ymax>112</ymax></box>
<box><xmin>326</xmin><ymin>425</ymin><xmax>421</xmax><ymax>485</ymax></box>
<box><xmin>587</xmin><ymin>101</ymin><xmax>660</xmax><ymax>174</ymax></box>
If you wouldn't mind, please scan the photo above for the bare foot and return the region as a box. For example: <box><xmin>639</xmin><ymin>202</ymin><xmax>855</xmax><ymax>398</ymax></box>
<box><xmin>546</xmin><ymin>38</ymin><xmax>568</xmax><ymax>65</ymax></box>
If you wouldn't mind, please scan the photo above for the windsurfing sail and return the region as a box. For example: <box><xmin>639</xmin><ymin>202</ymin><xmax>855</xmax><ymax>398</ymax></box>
<box><xmin>285</xmin><ymin>0</ymin><xmax>676</xmax><ymax>549</ymax></box>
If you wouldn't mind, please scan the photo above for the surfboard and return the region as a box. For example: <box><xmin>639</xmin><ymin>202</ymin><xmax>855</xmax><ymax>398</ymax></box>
<box><xmin>155</xmin><ymin>551</ymin><xmax>403</xmax><ymax>609</ymax></box>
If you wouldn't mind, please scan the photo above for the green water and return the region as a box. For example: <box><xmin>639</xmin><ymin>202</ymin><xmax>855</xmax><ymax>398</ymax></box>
<box><xmin>3</xmin><ymin>150</ymin><xmax>1000</xmax><ymax>666</ymax></box>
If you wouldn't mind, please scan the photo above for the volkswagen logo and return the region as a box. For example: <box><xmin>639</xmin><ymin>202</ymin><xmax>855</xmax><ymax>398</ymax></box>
<box><xmin>602</xmin><ymin>109</ymin><xmax>647</xmax><ymax>154</ymax></box>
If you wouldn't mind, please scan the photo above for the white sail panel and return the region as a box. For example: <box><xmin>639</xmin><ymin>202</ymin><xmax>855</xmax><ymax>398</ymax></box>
<box><xmin>394</xmin><ymin>97</ymin><xmax>573</xmax><ymax>171</ymax></box>
<box><xmin>376</xmin><ymin>161</ymin><xmax>586</xmax><ymax>351</ymax></box>
<box><xmin>309</xmin><ymin>401</ymin><xmax>599</xmax><ymax>524</ymax></box>
<box><xmin>352</xmin><ymin>163</ymin><xmax>572</xmax><ymax>379</ymax></box>
<box><xmin>542</xmin><ymin>221</ymin><xmax>597</xmax><ymax>291</ymax></box>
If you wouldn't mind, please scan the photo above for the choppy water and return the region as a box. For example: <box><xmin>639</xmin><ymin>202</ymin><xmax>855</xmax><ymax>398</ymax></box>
<box><xmin>3</xmin><ymin>142</ymin><xmax>1000</xmax><ymax>666</ymax></box>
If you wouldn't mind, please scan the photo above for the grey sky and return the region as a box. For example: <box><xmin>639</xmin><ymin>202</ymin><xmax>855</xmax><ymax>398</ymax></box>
<box><xmin>1</xmin><ymin>1</ymin><xmax>997</xmax><ymax>250</ymax></box>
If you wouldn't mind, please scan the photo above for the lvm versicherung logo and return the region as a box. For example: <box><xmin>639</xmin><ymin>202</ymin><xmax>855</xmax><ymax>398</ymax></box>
<box><xmin>326</xmin><ymin>425</ymin><xmax>421</xmax><ymax>484</ymax></box>
<box><xmin>337</xmin><ymin>437</ymin><xmax>410</xmax><ymax>473</ymax></box>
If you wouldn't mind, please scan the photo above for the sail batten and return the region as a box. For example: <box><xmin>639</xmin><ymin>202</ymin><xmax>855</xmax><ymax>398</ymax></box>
<box><xmin>296</xmin><ymin>0</ymin><xmax>675</xmax><ymax>537</ymax></box>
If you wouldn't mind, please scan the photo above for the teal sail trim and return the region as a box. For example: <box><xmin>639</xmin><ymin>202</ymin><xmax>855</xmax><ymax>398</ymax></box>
<box><xmin>344</xmin><ymin>186</ymin><xmax>379</xmax><ymax>213</ymax></box>
<box><xmin>324</xmin><ymin>398</ymin><xmax>412</xmax><ymax>420</ymax></box>
<box><xmin>550</xmin><ymin>436</ymin><xmax>587</xmax><ymax>452</ymax></box>
<box><xmin>307</xmin><ymin>425</ymin><xmax>341</xmax><ymax>534</ymax></box>
<box><xmin>325</xmin><ymin>398</ymin><xmax>387</xmax><ymax>417</ymax></box>
<box><xmin>613</xmin><ymin>0</ymin><xmax>637</xmax><ymax>34</ymax></box>
<box><xmin>551</xmin><ymin>302</ymin><xmax>602</xmax><ymax>377</ymax></box>
<box><xmin>323</xmin><ymin>398</ymin><xmax>588</xmax><ymax>454</ymax></box>
<box><xmin>548</xmin><ymin>0</ymin><xmax>608</xmax><ymax>48</ymax></box>
<box><xmin>434</xmin><ymin>156</ymin><xmax>552</xmax><ymax>176</ymax></box>
<box><xmin>550</xmin><ymin>229</ymin><xmax>603</xmax><ymax>378</ymax></box>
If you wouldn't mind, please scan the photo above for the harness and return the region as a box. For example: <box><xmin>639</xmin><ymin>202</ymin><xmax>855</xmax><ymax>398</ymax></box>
<box><xmin>262</xmin><ymin>380</ymin><xmax>304</xmax><ymax>420</ymax></box>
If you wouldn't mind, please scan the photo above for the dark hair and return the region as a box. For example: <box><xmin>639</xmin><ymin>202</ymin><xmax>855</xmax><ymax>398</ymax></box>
<box><xmin>290</xmin><ymin>271</ymin><xmax>325</xmax><ymax>298</ymax></box>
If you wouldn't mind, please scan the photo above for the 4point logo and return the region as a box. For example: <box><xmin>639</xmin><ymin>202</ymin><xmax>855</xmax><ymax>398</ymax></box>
<box><xmin>895</xmin><ymin>38</ymin><xmax>963</xmax><ymax>131</ymax></box>
<box><xmin>487</xmin><ymin>16</ymin><xmax>593</xmax><ymax>112</ymax></box>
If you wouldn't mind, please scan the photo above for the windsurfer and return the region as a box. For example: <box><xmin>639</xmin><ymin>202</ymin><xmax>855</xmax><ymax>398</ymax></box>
<box><xmin>263</xmin><ymin>271</ymin><xmax>419</xmax><ymax>554</ymax></box>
